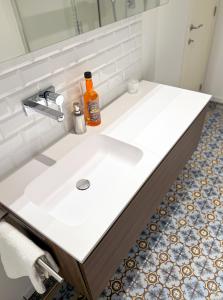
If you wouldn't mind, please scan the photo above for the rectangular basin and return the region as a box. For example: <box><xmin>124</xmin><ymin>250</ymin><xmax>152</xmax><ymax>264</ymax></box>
<box><xmin>103</xmin><ymin>86</ymin><xmax>181</xmax><ymax>144</ymax></box>
<box><xmin>23</xmin><ymin>135</ymin><xmax>143</xmax><ymax>226</ymax></box>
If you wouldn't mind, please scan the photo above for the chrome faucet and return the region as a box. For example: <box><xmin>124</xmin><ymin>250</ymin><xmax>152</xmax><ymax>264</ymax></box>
<box><xmin>23</xmin><ymin>86</ymin><xmax>64</xmax><ymax>122</ymax></box>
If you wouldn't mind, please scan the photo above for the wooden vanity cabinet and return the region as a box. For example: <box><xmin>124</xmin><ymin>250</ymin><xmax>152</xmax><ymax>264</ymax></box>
<box><xmin>80</xmin><ymin>105</ymin><xmax>207</xmax><ymax>299</ymax></box>
<box><xmin>1</xmin><ymin>106</ymin><xmax>207</xmax><ymax>300</ymax></box>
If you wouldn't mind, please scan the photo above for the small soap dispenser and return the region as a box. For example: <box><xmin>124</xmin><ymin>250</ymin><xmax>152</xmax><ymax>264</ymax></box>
<box><xmin>72</xmin><ymin>102</ymin><xmax>87</xmax><ymax>134</ymax></box>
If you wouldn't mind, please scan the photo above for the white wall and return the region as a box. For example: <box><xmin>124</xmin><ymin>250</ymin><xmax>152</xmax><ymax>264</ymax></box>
<box><xmin>204</xmin><ymin>0</ymin><xmax>223</xmax><ymax>102</ymax></box>
<box><xmin>142</xmin><ymin>8</ymin><xmax>157</xmax><ymax>81</ymax></box>
<box><xmin>153</xmin><ymin>0</ymin><xmax>189</xmax><ymax>86</ymax></box>
<box><xmin>142</xmin><ymin>0</ymin><xmax>190</xmax><ymax>87</ymax></box>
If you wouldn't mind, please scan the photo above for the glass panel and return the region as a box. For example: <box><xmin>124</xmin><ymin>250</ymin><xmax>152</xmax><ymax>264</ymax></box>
<box><xmin>0</xmin><ymin>0</ymin><xmax>169</xmax><ymax>64</ymax></box>
<box><xmin>145</xmin><ymin>0</ymin><xmax>169</xmax><ymax>10</ymax></box>
<box><xmin>75</xmin><ymin>0</ymin><xmax>100</xmax><ymax>34</ymax></box>
<box><xmin>0</xmin><ymin>0</ymin><xmax>26</xmax><ymax>62</ymax></box>
<box><xmin>14</xmin><ymin>0</ymin><xmax>79</xmax><ymax>51</ymax></box>
<box><xmin>99</xmin><ymin>0</ymin><xmax>127</xmax><ymax>26</ymax></box>
<box><xmin>126</xmin><ymin>0</ymin><xmax>144</xmax><ymax>18</ymax></box>
<box><xmin>99</xmin><ymin>0</ymin><xmax>168</xmax><ymax>27</ymax></box>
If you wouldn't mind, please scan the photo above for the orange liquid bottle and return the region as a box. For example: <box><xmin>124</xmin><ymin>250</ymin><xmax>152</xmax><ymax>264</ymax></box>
<box><xmin>83</xmin><ymin>71</ymin><xmax>101</xmax><ymax>126</ymax></box>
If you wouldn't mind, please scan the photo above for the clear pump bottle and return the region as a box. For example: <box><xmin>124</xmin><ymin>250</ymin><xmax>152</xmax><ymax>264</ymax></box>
<box><xmin>72</xmin><ymin>102</ymin><xmax>86</xmax><ymax>134</ymax></box>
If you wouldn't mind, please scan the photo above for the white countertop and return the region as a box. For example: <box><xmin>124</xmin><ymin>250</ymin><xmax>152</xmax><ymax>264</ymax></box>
<box><xmin>0</xmin><ymin>81</ymin><xmax>211</xmax><ymax>263</ymax></box>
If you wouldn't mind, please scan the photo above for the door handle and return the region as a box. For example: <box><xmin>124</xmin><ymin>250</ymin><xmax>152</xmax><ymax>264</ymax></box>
<box><xmin>188</xmin><ymin>38</ymin><xmax>195</xmax><ymax>45</ymax></box>
<box><xmin>190</xmin><ymin>24</ymin><xmax>204</xmax><ymax>31</ymax></box>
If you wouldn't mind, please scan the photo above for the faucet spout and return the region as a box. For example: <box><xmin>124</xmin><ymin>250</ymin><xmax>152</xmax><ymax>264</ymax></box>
<box><xmin>23</xmin><ymin>99</ymin><xmax>64</xmax><ymax>122</ymax></box>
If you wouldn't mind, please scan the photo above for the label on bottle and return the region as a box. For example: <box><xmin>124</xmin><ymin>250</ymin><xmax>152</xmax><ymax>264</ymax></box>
<box><xmin>88</xmin><ymin>99</ymin><xmax>101</xmax><ymax>122</ymax></box>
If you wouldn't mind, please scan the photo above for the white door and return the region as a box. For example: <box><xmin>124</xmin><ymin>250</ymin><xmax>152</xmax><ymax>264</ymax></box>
<box><xmin>180</xmin><ymin>0</ymin><xmax>218</xmax><ymax>91</ymax></box>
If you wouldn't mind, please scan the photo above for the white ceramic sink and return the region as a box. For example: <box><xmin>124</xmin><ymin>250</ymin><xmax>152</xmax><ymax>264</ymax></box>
<box><xmin>103</xmin><ymin>86</ymin><xmax>181</xmax><ymax>144</ymax></box>
<box><xmin>24</xmin><ymin>134</ymin><xmax>143</xmax><ymax>226</ymax></box>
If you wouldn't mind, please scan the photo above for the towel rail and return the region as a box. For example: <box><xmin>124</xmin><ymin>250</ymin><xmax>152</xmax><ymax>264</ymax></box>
<box><xmin>37</xmin><ymin>257</ymin><xmax>64</xmax><ymax>283</ymax></box>
<box><xmin>0</xmin><ymin>207</ymin><xmax>7</xmax><ymax>221</ymax></box>
<box><xmin>0</xmin><ymin>209</ymin><xmax>63</xmax><ymax>284</ymax></box>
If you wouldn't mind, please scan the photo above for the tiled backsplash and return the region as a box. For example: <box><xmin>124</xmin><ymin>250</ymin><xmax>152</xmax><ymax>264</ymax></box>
<box><xmin>0</xmin><ymin>16</ymin><xmax>142</xmax><ymax>180</ymax></box>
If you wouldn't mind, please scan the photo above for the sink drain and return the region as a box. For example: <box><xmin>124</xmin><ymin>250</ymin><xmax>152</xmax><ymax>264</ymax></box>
<box><xmin>76</xmin><ymin>179</ymin><xmax>90</xmax><ymax>190</ymax></box>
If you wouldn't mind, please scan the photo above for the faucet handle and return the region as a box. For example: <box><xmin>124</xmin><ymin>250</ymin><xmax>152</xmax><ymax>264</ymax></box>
<box><xmin>45</xmin><ymin>91</ymin><xmax>64</xmax><ymax>106</ymax></box>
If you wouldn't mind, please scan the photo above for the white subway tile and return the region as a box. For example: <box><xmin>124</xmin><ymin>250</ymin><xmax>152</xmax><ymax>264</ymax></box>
<box><xmin>0</xmin><ymin>54</ymin><xmax>33</xmax><ymax>77</ymax></box>
<box><xmin>61</xmin><ymin>39</ymin><xmax>82</xmax><ymax>51</ymax></box>
<box><xmin>22</xmin><ymin>122</ymin><xmax>42</xmax><ymax>143</ymax></box>
<box><xmin>25</xmin><ymin>117</ymin><xmax>65</xmax><ymax>151</ymax></box>
<box><xmin>124</xmin><ymin>59</ymin><xmax>142</xmax><ymax>80</ymax></box>
<box><xmin>63</xmin><ymin>83</ymin><xmax>82</xmax><ymax>103</ymax></box>
<box><xmin>95</xmin><ymin>32</ymin><xmax>116</xmax><ymax>51</ymax></box>
<box><xmin>0</xmin><ymin>134</ymin><xmax>23</xmax><ymax>159</ymax></box>
<box><xmin>99</xmin><ymin>63</ymin><xmax>116</xmax><ymax>81</ymax></box>
<box><xmin>21</xmin><ymin>59</ymin><xmax>52</xmax><ymax>86</ymax></box>
<box><xmin>108</xmin><ymin>73</ymin><xmax>124</xmax><ymax>90</ymax></box>
<box><xmin>12</xmin><ymin>144</ymin><xmax>33</xmax><ymax>168</ymax></box>
<box><xmin>31</xmin><ymin>43</ymin><xmax>61</xmax><ymax>62</ymax></box>
<box><xmin>135</xmin><ymin>34</ymin><xmax>142</xmax><ymax>47</ymax></box>
<box><xmin>130</xmin><ymin>22</ymin><xmax>142</xmax><ymax>34</ymax></box>
<box><xmin>0</xmin><ymin>71</ymin><xmax>23</xmax><ymax>99</ymax></box>
<box><xmin>40</xmin><ymin>122</ymin><xmax>65</xmax><ymax>148</ymax></box>
<box><xmin>86</xmin><ymin>51</ymin><xmax>108</xmax><ymax>71</ymax></box>
<box><xmin>116</xmin><ymin>55</ymin><xmax>130</xmax><ymax>71</ymax></box>
<box><xmin>50</xmin><ymin>49</ymin><xmax>78</xmax><ymax>74</ymax></box>
<box><xmin>6</xmin><ymin>83</ymin><xmax>39</xmax><ymax>114</ymax></box>
<box><xmin>38</xmin><ymin>71</ymin><xmax>66</xmax><ymax>92</ymax></box>
<box><xmin>0</xmin><ymin>112</ymin><xmax>33</xmax><ymax>138</ymax></box>
<box><xmin>0</xmin><ymin>157</ymin><xmax>15</xmax><ymax>179</ymax></box>
<box><xmin>0</xmin><ymin>101</ymin><xmax>11</xmax><ymax>121</ymax></box>
<box><xmin>115</xmin><ymin>27</ymin><xmax>130</xmax><ymax>41</ymax></box>
<box><xmin>76</xmin><ymin>40</ymin><xmax>97</xmax><ymax>61</ymax></box>
<box><xmin>108</xmin><ymin>45</ymin><xmax>123</xmax><ymax>60</ymax></box>
<box><xmin>23</xmin><ymin>120</ymin><xmax>51</xmax><ymax>146</ymax></box>
<box><xmin>130</xmin><ymin>48</ymin><xmax>142</xmax><ymax>63</ymax></box>
<box><xmin>105</xmin><ymin>81</ymin><xmax>127</xmax><ymax>107</ymax></box>
<box><xmin>64</xmin><ymin>61</ymin><xmax>88</xmax><ymax>85</ymax></box>
<box><xmin>96</xmin><ymin>81</ymin><xmax>109</xmax><ymax>109</ymax></box>
<box><xmin>36</xmin><ymin>118</ymin><xmax>53</xmax><ymax>136</ymax></box>
<box><xmin>27</xmin><ymin>137</ymin><xmax>43</xmax><ymax>154</ymax></box>
<box><xmin>123</xmin><ymin>38</ymin><xmax>136</xmax><ymax>53</ymax></box>
<box><xmin>79</xmin><ymin>78</ymin><xmax>86</xmax><ymax>95</ymax></box>
<box><xmin>131</xmin><ymin>15</ymin><xmax>142</xmax><ymax>23</ymax></box>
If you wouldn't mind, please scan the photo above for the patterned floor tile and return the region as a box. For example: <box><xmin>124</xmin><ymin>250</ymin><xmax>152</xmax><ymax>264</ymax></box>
<box><xmin>31</xmin><ymin>107</ymin><xmax>223</xmax><ymax>299</ymax></box>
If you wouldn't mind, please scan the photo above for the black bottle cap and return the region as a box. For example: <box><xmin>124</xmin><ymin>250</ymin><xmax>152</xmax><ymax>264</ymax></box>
<box><xmin>84</xmin><ymin>71</ymin><xmax>92</xmax><ymax>79</ymax></box>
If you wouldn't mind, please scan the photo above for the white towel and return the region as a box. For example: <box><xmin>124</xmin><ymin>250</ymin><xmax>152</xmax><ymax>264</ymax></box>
<box><xmin>0</xmin><ymin>221</ymin><xmax>59</xmax><ymax>294</ymax></box>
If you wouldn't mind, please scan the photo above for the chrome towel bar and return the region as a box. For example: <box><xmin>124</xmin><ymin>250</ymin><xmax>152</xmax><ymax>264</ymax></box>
<box><xmin>37</xmin><ymin>257</ymin><xmax>64</xmax><ymax>284</ymax></box>
<box><xmin>0</xmin><ymin>207</ymin><xmax>7</xmax><ymax>221</ymax></box>
<box><xmin>0</xmin><ymin>208</ymin><xmax>63</xmax><ymax>284</ymax></box>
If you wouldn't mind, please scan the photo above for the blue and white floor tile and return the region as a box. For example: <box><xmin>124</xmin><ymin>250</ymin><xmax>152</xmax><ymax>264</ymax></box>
<box><xmin>32</xmin><ymin>106</ymin><xmax>223</xmax><ymax>300</ymax></box>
